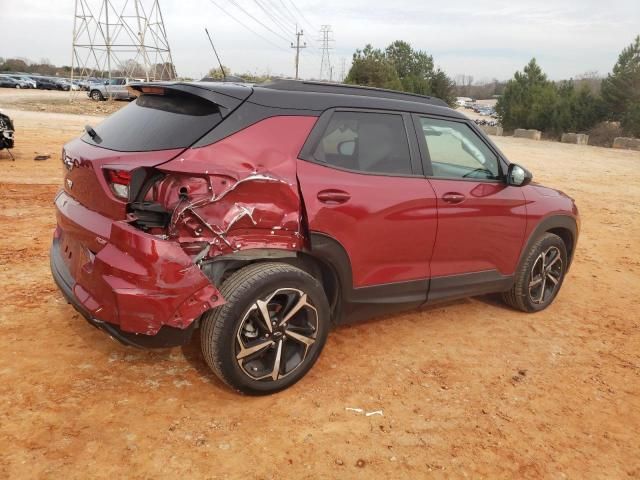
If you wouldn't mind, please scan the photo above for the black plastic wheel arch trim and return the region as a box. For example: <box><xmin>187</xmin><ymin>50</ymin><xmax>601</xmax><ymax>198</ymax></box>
<box><xmin>517</xmin><ymin>215</ymin><xmax>578</xmax><ymax>271</ymax></box>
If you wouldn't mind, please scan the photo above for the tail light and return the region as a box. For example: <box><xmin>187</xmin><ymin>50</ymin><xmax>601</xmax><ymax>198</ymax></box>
<box><xmin>104</xmin><ymin>168</ymin><xmax>132</xmax><ymax>200</ymax></box>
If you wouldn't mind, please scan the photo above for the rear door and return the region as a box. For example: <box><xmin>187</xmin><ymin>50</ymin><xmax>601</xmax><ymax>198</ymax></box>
<box><xmin>114</xmin><ymin>78</ymin><xmax>128</xmax><ymax>99</ymax></box>
<box><xmin>413</xmin><ymin>115</ymin><xmax>527</xmax><ymax>293</ymax></box>
<box><xmin>297</xmin><ymin>109</ymin><xmax>438</xmax><ymax>292</ymax></box>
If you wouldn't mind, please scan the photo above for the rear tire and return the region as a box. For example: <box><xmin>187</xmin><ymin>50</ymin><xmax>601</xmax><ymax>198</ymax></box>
<box><xmin>502</xmin><ymin>233</ymin><xmax>567</xmax><ymax>312</ymax></box>
<box><xmin>200</xmin><ymin>262</ymin><xmax>330</xmax><ymax>395</ymax></box>
<box><xmin>90</xmin><ymin>90</ymin><xmax>104</xmax><ymax>101</ymax></box>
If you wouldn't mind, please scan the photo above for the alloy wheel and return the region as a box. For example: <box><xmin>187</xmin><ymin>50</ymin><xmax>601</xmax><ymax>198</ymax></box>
<box><xmin>528</xmin><ymin>246</ymin><xmax>563</xmax><ymax>304</ymax></box>
<box><xmin>235</xmin><ymin>288</ymin><xmax>318</xmax><ymax>382</ymax></box>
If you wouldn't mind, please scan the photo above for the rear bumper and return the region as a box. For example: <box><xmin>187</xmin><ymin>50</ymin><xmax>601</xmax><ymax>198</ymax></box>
<box><xmin>51</xmin><ymin>190</ymin><xmax>224</xmax><ymax>348</ymax></box>
<box><xmin>50</xmin><ymin>240</ymin><xmax>196</xmax><ymax>348</ymax></box>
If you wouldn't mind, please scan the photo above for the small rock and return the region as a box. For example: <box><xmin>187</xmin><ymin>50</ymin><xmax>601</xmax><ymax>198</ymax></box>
<box><xmin>335</xmin><ymin>459</ymin><xmax>344</xmax><ymax>466</ymax></box>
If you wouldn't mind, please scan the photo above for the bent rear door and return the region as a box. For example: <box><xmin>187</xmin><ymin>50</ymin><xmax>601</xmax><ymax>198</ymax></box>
<box><xmin>297</xmin><ymin>109</ymin><xmax>438</xmax><ymax>302</ymax></box>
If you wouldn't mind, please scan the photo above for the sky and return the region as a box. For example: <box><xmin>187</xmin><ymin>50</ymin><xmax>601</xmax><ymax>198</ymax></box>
<box><xmin>0</xmin><ymin>0</ymin><xmax>639</xmax><ymax>82</ymax></box>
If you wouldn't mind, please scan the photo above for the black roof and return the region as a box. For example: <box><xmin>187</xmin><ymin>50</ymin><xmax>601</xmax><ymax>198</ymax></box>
<box><xmin>131</xmin><ymin>79</ymin><xmax>462</xmax><ymax>119</ymax></box>
<box><xmin>260</xmin><ymin>80</ymin><xmax>448</xmax><ymax>107</ymax></box>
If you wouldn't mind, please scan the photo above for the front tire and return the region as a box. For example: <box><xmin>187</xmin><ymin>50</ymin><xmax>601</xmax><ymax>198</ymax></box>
<box><xmin>200</xmin><ymin>262</ymin><xmax>330</xmax><ymax>395</ymax></box>
<box><xmin>502</xmin><ymin>233</ymin><xmax>567</xmax><ymax>312</ymax></box>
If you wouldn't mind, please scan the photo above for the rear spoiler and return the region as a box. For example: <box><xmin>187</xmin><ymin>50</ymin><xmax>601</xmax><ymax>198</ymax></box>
<box><xmin>127</xmin><ymin>82</ymin><xmax>253</xmax><ymax>118</ymax></box>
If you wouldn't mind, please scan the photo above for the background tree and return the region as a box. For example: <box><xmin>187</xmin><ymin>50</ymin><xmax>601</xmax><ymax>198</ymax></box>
<box><xmin>345</xmin><ymin>41</ymin><xmax>455</xmax><ymax>105</ymax></box>
<box><xmin>497</xmin><ymin>58</ymin><xmax>554</xmax><ymax>130</ymax></box>
<box><xmin>497</xmin><ymin>58</ymin><xmax>604</xmax><ymax>134</ymax></box>
<box><xmin>0</xmin><ymin>58</ymin><xmax>29</xmax><ymax>72</ymax></box>
<box><xmin>385</xmin><ymin>40</ymin><xmax>433</xmax><ymax>94</ymax></box>
<box><xmin>345</xmin><ymin>44</ymin><xmax>402</xmax><ymax>91</ymax></box>
<box><xmin>601</xmin><ymin>35</ymin><xmax>640</xmax><ymax>136</ymax></box>
<box><xmin>206</xmin><ymin>66</ymin><xmax>232</xmax><ymax>80</ymax></box>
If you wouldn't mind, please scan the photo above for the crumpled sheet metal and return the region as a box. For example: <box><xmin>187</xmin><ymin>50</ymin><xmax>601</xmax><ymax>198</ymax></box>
<box><xmin>157</xmin><ymin>115</ymin><xmax>318</xmax><ymax>257</ymax></box>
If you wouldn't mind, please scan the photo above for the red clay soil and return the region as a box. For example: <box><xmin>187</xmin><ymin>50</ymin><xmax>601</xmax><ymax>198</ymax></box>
<box><xmin>0</xmin><ymin>107</ymin><xmax>639</xmax><ymax>479</ymax></box>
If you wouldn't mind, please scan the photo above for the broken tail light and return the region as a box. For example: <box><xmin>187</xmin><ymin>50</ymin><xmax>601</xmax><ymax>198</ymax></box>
<box><xmin>104</xmin><ymin>168</ymin><xmax>132</xmax><ymax>200</ymax></box>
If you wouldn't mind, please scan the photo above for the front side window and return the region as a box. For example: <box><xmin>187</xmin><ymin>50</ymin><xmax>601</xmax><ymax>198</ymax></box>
<box><xmin>418</xmin><ymin>117</ymin><xmax>500</xmax><ymax>180</ymax></box>
<box><xmin>312</xmin><ymin>111</ymin><xmax>413</xmax><ymax>175</ymax></box>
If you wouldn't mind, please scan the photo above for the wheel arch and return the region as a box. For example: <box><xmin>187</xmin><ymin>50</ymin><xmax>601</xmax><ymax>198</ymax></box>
<box><xmin>520</xmin><ymin>215</ymin><xmax>578</xmax><ymax>272</ymax></box>
<box><xmin>200</xmin><ymin>245</ymin><xmax>344</xmax><ymax>323</ymax></box>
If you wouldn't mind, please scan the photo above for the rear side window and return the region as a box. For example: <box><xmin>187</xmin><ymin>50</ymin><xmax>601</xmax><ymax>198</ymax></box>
<box><xmin>83</xmin><ymin>92</ymin><xmax>222</xmax><ymax>152</ymax></box>
<box><xmin>312</xmin><ymin>111</ymin><xmax>412</xmax><ymax>175</ymax></box>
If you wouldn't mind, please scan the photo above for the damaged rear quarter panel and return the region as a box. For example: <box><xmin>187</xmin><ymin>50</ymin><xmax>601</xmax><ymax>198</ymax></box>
<box><xmin>156</xmin><ymin>115</ymin><xmax>318</xmax><ymax>257</ymax></box>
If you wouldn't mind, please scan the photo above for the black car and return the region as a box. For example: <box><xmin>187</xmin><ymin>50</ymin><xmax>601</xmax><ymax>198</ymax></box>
<box><xmin>0</xmin><ymin>77</ymin><xmax>20</xmax><ymax>88</ymax></box>
<box><xmin>32</xmin><ymin>77</ymin><xmax>62</xmax><ymax>90</ymax></box>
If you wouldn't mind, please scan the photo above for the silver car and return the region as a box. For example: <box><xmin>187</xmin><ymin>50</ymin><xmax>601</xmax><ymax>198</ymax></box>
<box><xmin>88</xmin><ymin>77</ymin><xmax>137</xmax><ymax>101</ymax></box>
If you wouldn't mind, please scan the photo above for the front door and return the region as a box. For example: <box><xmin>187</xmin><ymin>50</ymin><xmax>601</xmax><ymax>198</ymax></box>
<box><xmin>413</xmin><ymin>115</ymin><xmax>527</xmax><ymax>287</ymax></box>
<box><xmin>297</xmin><ymin>110</ymin><xmax>438</xmax><ymax>292</ymax></box>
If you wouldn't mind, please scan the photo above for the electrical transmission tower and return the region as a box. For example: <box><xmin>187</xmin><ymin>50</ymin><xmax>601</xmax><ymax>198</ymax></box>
<box><xmin>71</xmin><ymin>0</ymin><xmax>176</xmax><ymax>87</ymax></box>
<box><xmin>318</xmin><ymin>25</ymin><xmax>334</xmax><ymax>81</ymax></box>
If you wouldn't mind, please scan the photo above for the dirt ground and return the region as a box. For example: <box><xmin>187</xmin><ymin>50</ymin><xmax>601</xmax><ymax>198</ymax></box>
<box><xmin>1</xmin><ymin>92</ymin><xmax>639</xmax><ymax>479</ymax></box>
<box><xmin>0</xmin><ymin>88</ymin><xmax>125</xmax><ymax>116</ymax></box>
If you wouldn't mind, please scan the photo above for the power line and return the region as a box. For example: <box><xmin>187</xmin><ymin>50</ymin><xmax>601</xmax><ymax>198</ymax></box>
<box><xmin>227</xmin><ymin>0</ymin><xmax>291</xmax><ymax>44</ymax></box>
<box><xmin>208</xmin><ymin>0</ymin><xmax>289</xmax><ymax>53</ymax></box>
<box><xmin>287</xmin><ymin>0</ymin><xmax>318</xmax><ymax>36</ymax></box>
<box><xmin>253</xmin><ymin>0</ymin><xmax>293</xmax><ymax>37</ymax></box>
<box><xmin>277</xmin><ymin>0</ymin><xmax>299</xmax><ymax>26</ymax></box>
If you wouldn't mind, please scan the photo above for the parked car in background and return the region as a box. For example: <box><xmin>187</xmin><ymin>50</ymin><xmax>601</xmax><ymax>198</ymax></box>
<box><xmin>5</xmin><ymin>75</ymin><xmax>36</xmax><ymax>88</ymax></box>
<box><xmin>55</xmin><ymin>79</ymin><xmax>80</xmax><ymax>91</ymax></box>
<box><xmin>88</xmin><ymin>77</ymin><xmax>137</xmax><ymax>100</ymax></box>
<box><xmin>0</xmin><ymin>76</ymin><xmax>21</xmax><ymax>88</ymax></box>
<box><xmin>51</xmin><ymin>80</ymin><xmax>580</xmax><ymax>394</ymax></box>
<box><xmin>31</xmin><ymin>76</ymin><xmax>62</xmax><ymax>90</ymax></box>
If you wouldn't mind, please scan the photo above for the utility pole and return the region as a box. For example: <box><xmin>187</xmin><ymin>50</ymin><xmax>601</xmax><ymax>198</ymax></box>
<box><xmin>340</xmin><ymin>57</ymin><xmax>346</xmax><ymax>82</ymax></box>
<box><xmin>290</xmin><ymin>27</ymin><xmax>306</xmax><ymax>80</ymax></box>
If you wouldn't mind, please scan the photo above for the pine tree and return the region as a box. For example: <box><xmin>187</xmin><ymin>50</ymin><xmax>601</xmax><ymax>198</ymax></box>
<box><xmin>602</xmin><ymin>36</ymin><xmax>640</xmax><ymax>135</ymax></box>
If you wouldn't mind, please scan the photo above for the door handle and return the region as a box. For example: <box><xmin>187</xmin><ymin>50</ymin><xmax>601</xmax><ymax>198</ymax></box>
<box><xmin>317</xmin><ymin>189</ymin><xmax>351</xmax><ymax>204</ymax></box>
<box><xmin>442</xmin><ymin>192</ymin><xmax>466</xmax><ymax>204</ymax></box>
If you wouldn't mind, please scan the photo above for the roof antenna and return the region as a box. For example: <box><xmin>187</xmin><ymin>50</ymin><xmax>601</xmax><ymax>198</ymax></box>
<box><xmin>205</xmin><ymin>27</ymin><xmax>227</xmax><ymax>81</ymax></box>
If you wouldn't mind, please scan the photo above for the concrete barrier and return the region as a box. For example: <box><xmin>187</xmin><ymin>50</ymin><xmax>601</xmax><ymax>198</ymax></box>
<box><xmin>479</xmin><ymin>125</ymin><xmax>503</xmax><ymax>136</ymax></box>
<box><xmin>613</xmin><ymin>137</ymin><xmax>640</xmax><ymax>151</ymax></box>
<box><xmin>561</xmin><ymin>133</ymin><xmax>589</xmax><ymax>145</ymax></box>
<box><xmin>513</xmin><ymin>129</ymin><xmax>541</xmax><ymax>140</ymax></box>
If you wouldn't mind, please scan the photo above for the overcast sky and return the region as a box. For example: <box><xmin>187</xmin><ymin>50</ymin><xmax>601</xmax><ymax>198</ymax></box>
<box><xmin>0</xmin><ymin>0</ymin><xmax>638</xmax><ymax>81</ymax></box>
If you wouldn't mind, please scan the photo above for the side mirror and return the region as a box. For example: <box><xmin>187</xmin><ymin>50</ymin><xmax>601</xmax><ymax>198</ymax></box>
<box><xmin>337</xmin><ymin>139</ymin><xmax>356</xmax><ymax>156</ymax></box>
<box><xmin>507</xmin><ymin>163</ymin><xmax>533</xmax><ymax>187</ymax></box>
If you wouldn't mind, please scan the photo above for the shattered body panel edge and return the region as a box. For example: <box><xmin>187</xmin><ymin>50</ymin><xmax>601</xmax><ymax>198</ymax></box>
<box><xmin>156</xmin><ymin>115</ymin><xmax>319</xmax><ymax>262</ymax></box>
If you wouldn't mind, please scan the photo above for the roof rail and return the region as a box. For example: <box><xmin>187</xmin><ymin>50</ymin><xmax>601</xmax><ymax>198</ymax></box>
<box><xmin>259</xmin><ymin>79</ymin><xmax>448</xmax><ymax>107</ymax></box>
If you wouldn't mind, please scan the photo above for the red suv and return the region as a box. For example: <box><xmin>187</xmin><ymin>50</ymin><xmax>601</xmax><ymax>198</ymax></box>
<box><xmin>51</xmin><ymin>81</ymin><xmax>579</xmax><ymax>394</ymax></box>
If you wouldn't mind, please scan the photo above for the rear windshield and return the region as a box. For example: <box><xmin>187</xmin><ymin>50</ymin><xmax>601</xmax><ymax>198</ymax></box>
<box><xmin>83</xmin><ymin>92</ymin><xmax>223</xmax><ymax>152</ymax></box>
